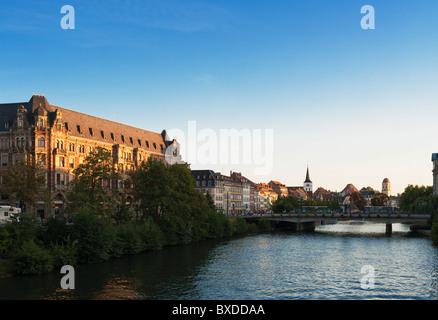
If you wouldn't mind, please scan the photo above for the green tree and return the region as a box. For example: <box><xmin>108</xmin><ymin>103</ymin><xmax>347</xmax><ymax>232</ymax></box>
<box><xmin>350</xmin><ymin>192</ymin><xmax>367</xmax><ymax>212</ymax></box>
<box><xmin>371</xmin><ymin>193</ymin><xmax>389</xmax><ymax>206</ymax></box>
<box><xmin>66</xmin><ymin>147</ymin><xmax>120</xmax><ymax>216</ymax></box>
<box><xmin>399</xmin><ymin>185</ymin><xmax>433</xmax><ymax>213</ymax></box>
<box><xmin>0</xmin><ymin>160</ymin><xmax>45</xmax><ymax>214</ymax></box>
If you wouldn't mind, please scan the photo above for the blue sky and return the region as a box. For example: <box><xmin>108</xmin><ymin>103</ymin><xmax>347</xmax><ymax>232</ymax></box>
<box><xmin>1</xmin><ymin>0</ymin><xmax>438</xmax><ymax>194</ymax></box>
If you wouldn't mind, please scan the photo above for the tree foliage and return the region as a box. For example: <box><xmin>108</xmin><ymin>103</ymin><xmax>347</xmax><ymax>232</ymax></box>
<box><xmin>0</xmin><ymin>160</ymin><xmax>45</xmax><ymax>212</ymax></box>
<box><xmin>66</xmin><ymin>147</ymin><xmax>120</xmax><ymax>215</ymax></box>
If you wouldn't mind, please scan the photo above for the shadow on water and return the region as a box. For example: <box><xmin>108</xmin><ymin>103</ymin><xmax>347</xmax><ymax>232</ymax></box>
<box><xmin>0</xmin><ymin>238</ymin><xmax>227</xmax><ymax>300</ymax></box>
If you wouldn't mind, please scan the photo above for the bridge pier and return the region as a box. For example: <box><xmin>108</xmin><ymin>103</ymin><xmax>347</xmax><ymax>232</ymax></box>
<box><xmin>386</xmin><ymin>223</ymin><xmax>392</xmax><ymax>236</ymax></box>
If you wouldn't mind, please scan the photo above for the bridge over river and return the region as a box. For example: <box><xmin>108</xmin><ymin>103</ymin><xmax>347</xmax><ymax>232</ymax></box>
<box><xmin>242</xmin><ymin>213</ymin><xmax>431</xmax><ymax>235</ymax></box>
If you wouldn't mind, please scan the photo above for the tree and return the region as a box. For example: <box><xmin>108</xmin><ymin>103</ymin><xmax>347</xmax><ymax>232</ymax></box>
<box><xmin>371</xmin><ymin>193</ymin><xmax>389</xmax><ymax>206</ymax></box>
<box><xmin>66</xmin><ymin>147</ymin><xmax>120</xmax><ymax>216</ymax></box>
<box><xmin>399</xmin><ymin>185</ymin><xmax>433</xmax><ymax>213</ymax></box>
<box><xmin>350</xmin><ymin>192</ymin><xmax>367</xmax><ymax>212</ymax></box>
<box><xmin>0</xmin><ymin>160</ymin><xmax>45</xmax><ymax>214</ymax></box>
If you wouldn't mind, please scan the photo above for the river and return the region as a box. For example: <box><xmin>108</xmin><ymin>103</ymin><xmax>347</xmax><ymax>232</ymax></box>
<box><xmin>0</xmin><ymin>222</ymin><xmax>437</xmax><ymax>300</ymax></box>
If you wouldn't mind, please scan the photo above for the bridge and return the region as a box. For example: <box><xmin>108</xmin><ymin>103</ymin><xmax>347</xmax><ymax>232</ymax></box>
<box><xmin>242</xmin><ymin>213</ymin><xmax>431</xmax><ymax>235</ymax></box>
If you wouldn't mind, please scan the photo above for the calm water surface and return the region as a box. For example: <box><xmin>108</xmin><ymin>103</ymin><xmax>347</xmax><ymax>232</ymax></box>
<box><xmin>0</xmin><ymin>222</ymin><xmax>437</xmax><ymax>300</ymax></box>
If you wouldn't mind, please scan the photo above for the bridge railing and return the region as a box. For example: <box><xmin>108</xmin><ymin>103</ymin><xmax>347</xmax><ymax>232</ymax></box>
<box><xmin>243</xmin><ymin>212</ymin><xmax>430</xmax><ymax>220</ymax></box>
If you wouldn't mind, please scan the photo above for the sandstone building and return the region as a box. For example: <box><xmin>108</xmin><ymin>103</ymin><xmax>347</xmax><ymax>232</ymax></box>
<box><xmin>0</xmin><ymin>95</ymin><xmax>181</xmax><ymax>217</ymax></box>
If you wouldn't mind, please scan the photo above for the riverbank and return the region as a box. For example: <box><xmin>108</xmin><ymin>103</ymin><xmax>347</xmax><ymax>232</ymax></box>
<box><xmin>0</xmin><ymin>215</ymin><xmax>268</xmax><ymax>277</ymax></box>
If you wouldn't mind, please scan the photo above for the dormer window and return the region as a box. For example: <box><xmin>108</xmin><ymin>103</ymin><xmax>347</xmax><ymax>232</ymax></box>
<box><xmin>57</xmin><ymin>123</ymin><xmax>62</xmax><ymax>130</ymax></box>
<box><xmin>121</xmin><ymin>135</ymin><xmax>125</xmax><ymax>143</ymax></box>
<box><xmin>129</xmin><ymin>137</ymin><xmax>133</xmax><ymax>144</ymax></box>
<box><xmin>18</xmin><ymin>121</ymin><xmax>23</xmax><ymax>127</ymax></box>
<box><xmin>89</xmin><ymin>128</ymin><xmax>94</xmax><ymax>136</ymax></box>
<box><xmin>110</xmin><ymin>133</ymin><xmax>115</xmax><ymax>141</ymax></box>
<box><xmin>153</xmin><ymin>143</ymin><xmax>157</xmax><ymax>149</ymax></box>
<box><xmin>100</xmin><ymin>130</ymin><xmax>105</xmax><ymax>139</ymax></box>
<box><xmin>77</xmin><ymin>125</ymin><xmax>82</xmax><ymax>133</ymax></box>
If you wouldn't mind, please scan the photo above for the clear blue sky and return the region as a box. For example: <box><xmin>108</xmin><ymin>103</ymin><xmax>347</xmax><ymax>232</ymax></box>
<box><xmin>1</xmin><ymin>0</ymin><xmax>438</xmax><ymax>194</ymax></box>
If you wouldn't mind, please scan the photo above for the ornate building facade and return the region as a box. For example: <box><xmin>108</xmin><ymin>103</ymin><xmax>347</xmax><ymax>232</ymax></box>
<box><xmin>0</xmin><ymin>95</ymin><xmax>182</xmax><ymax>217</ymax></box>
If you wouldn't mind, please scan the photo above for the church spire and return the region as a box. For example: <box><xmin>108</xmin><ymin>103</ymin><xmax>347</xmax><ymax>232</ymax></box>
<box><xmin>304</xmin><ymin>166</ymin><xmax>312</xmax><ymax>183</ymax></box>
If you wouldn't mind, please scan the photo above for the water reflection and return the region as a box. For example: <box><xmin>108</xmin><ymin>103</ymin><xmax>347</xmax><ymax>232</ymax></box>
<box><xmin>1</xmin><ymin>223</ymin><xmax>437</xmax><ymax>300</ymax></box>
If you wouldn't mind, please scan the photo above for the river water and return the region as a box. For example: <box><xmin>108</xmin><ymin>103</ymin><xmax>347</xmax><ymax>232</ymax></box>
<box><xmin>0</xmin><ymin>222</ymin><xmax>437</xmax><ymax>300</ymax></box>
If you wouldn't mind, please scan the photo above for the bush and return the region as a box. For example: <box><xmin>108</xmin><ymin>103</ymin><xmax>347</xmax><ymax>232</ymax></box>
<box><xmin>113</xmin><ymin>223</ymin><xmax>143</xmax><ymax>256</ymax></box>
<box><xmin>37</xmin><ymin>216</ymin><xmax>71</xmax><ymax>246</ymax></box>
<box><xmin>49</xmin><ymin>238</ymin><xmax>78</xmax><ymax>268</ymax></box>
<box><xmin>257</xmin><ymin>217</ymin><xmax>271</xmax><ymax>232</ymax></box>
<box><xmin>13</xmin><ymin>238</ymin><xmax>54</xmax><ymax>275</ymax></box>
<box><xmin>136</xmin><ymin>217</ymin><xmax>165</xmax><ymax>251</ymax></box>
<box><xmin>71</xmin><ymin>210</ymin><xmax>113</xmax><ymax>264</ymax></box>
<box><xmin>0</xmin><ymin>227</ymin><xmax>13</xmax><ymax>256</ymax></box>
<box><xmin>231</xmin><ymin>217</ymin><xmax>248</xmax><ymax>236</ymax></box>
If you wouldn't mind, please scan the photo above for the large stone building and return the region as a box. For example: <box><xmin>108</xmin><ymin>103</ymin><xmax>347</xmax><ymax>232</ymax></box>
<box><xmin>0</xmin><ymin>95</ymin><xmax>182</xmax><ymax>217</ymax></box>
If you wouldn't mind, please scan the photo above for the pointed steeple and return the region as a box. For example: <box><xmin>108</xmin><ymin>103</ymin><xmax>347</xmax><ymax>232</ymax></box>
<box><xmin>304</xmin><ymin>166</ymin><xmax>312</xmax><ymax>183</ymax></box>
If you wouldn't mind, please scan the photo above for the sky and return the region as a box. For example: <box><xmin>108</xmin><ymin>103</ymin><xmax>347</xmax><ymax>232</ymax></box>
<box><xmin>1</xmin><ymin>0</ymin><xmax>438</xmax><ymax>195</ymax></box>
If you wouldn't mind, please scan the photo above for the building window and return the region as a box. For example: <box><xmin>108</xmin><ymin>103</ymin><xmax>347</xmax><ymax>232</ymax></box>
<box><xmin>146</xmin><ymin>141</ymin><xmax>149</xmax><ymax>148</ymax></box>
<box><xmin>130</xmin><ymin>137</ymin><xmax>133</xmax><ymax>144</ymax></box>
<box><xmin>101</xmin><ymin>130</ymin><xmax>105</xmax><ymax>139</ymax></box>
<box><xmin>138</xmin><ymin>139</ymin><xmax>142</xmax><ymax>146</ymax></box>
<box><xmin>38</xmin><ymin>137</ymin><xmax>45</xmax><ymax>147</ymax></box>
<box><xmin>153</xmin><ymin>143</ymin><xmax>157</xmax><ymax>149</ymax></box>
<box><xmin>77</xmin><ymin>125</ymin><xmax>82</xmax><ymax>133</ymax></box>
<box><xmin>18</xmin><ymin>121</ymin><xmax>23</xmax><ymax>127</ymax></box>
<box><xmin>121</xmin><ymin>135</ymin><xmax>125</xmax><ymax>143</ymax></box>
<box><xmin>56</xmin><ymin>173</ymin><xmax>65</xmax><ymax>185</ymax></box>
<box><xmin>110</xmin><ymin>133</ymin><xmax>115</xmax><ymax>141</ymax></box>
<box><xmin>58</xmin><ymin>123</ymin><xmax>62</xmax><ymax>130</ymax></box>
<box><xmin>89</xmin><ymin>128</ymin><xmax>94</xmax><ymax>136</ymax></box>
<box><xmin>59</xmin><ymin>157</ymin><xmax>65</xmax><ymax>167</ymax></box>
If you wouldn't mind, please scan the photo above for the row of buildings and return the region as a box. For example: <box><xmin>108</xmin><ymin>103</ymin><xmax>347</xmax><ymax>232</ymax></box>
<box><xmin>0</xmin><ymin>94</ymin><xmax>402</xmax><ymax>217</ymax></box>
<box><xmin>191</xmin><ymin>169</ymin><xmax>314</xmax><ymax>216</ymax></box>
<box><xmin>192</xmin><ymin>166</ymin><xmax>399</xmax><ymax>215</ymax></box>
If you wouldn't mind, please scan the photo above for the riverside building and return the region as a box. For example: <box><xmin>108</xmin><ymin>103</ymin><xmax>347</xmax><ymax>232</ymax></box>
<box><xmin>0</xmin><ymin>95</ymin><xmax>182</xmax><ymax>217</ymax></box>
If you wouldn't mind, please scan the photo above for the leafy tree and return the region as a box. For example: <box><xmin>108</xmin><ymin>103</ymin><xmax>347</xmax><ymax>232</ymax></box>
<box><xmin>371</xmin><ymin>193</ymin><xmax>389</xmax><ymax>206</ymax></box>
<box><xmin>135</xmin><ymin>158</ymin><xmax>173</xmax><ymax>218</ymax></box>
<box><xmin>66</xmin><ymin>147</ymin><xmax>120</xmax><ymax>216</ymax></box>
<box><xmin>399</xmin><ymin>185</ymin><xmax>434</xmax><ymax>213</ymax></box>
<box><xmin>350</xmin><ymin>192</ymin><xmax>367</xmax><ymax>212</ymax></box>
<box><xmin>0</xmin><ymin>160</ymin><xmax>45</xmax><ymax>213</ymax></box>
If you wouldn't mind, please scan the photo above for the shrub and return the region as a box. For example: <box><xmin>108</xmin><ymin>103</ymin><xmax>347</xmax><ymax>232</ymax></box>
<box><xmin>37</xmin><ymin>216</ymin><xmax>71</xmax><ymax>246</ymax></box>
<box><xmin>136</xmin><ymin>217</ymin><xmax>165</xmax><ymax>251</ymax></box>
<box><xmin>257</xmin><ymin>217</ymin><xmax>271</xmax><ymax>232</ymax></box>
<box><xmin>49</xmin><ymin>240</ymin><xmax>78</xmax><ymax>268</ymax></box>
<box><xmin>231</xmin><ymin>217</ymin><xmax>248</xmax><ymax>236</ymax></box>
<box><xmin>113</xmin><ymin>223</ymin><xmax>143</xmax><ymax>256</ymax></box>
<box><xmin>13</xmin><ymin>238</ymin><xmax>54</xmax><ymax>275</ymax></box>
<box><xmin>71</xmin><ymin>210</ymin><xmax>113</xmax><ymax>264</ymax></box>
